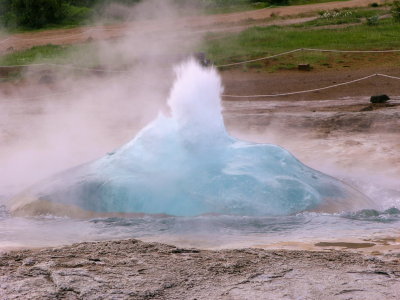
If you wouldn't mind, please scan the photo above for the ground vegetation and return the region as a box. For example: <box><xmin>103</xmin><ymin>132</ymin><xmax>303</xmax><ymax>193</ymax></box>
<box><xmin>0</xmin><ymin>0</ymin><xmax>349</xmax><ymax>29</ymax></box>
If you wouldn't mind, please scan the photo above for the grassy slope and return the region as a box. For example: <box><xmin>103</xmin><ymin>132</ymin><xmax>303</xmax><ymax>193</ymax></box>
<box><xmin>0</xmin><ymin>44</ymin><xmax>98</xmax><ymax>67</ymax></box>
<box><xmin>203</xmin><ymin>16</ymin><xmax>400</xmax><ymax>71</ymax></box>
<box><xmin>1</xmin><ymin>7</ymin><xmax>399</xmax><ymax>72</ymax></box>
<box><xmin>2</xmin><ymin>0</ymin><xmax>348</xmax><ymax>33</ymax></box>
<box><xmin>204</xmin><ymin>0</ymin><xmax>350</xmax><ymax>14</ymax></box>
<box><xmin>207</xmin><ymin>21</ymin><xmax>400</xmax><ymax>60</ymax></box>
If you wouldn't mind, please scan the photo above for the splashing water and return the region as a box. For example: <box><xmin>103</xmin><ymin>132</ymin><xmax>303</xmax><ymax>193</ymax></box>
<box><xmin>11</xmin><ymin>60</ymin><xmax>373</xmax><ymax>217</ymax></box>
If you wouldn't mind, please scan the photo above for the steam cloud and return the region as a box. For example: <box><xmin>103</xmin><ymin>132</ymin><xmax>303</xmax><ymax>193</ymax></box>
<box><xmin>0</xmin><ymin>0</ymin><xmax>204</xmax><ymax>202</ymax></box>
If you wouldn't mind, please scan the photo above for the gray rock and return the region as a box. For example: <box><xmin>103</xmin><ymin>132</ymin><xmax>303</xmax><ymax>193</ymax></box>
<box><xmin>1</xmin><ymin>239</ymin><xmax>400</xmax><ymax>299</ymax></box>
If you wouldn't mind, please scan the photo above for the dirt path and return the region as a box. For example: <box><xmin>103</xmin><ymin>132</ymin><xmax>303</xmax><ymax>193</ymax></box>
<box><xmin>0</xmin><ymin>0</ymin><xmax>385</xmax><ymax>54</ymax></box>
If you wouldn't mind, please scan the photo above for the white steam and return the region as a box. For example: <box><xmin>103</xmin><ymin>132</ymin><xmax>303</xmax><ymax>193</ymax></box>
<box><xmin>0</xmin><ymin>0</ymin><xmax>205</xmax><ymax>201</ymax></box>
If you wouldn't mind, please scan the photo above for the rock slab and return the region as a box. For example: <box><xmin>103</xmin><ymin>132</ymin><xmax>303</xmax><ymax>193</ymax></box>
<box><xmin>1</xmin><ymin>239</ymin><xmax>400</xmax><ymax>299</ymax></box>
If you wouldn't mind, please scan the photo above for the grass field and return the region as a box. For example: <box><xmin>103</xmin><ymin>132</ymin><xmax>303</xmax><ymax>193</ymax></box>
<box><xmin>1</xmin><ymin>7</ymin><xmax>399</xmax><ymax>74</ymax></box>
<box><xmin>292</xmin><ymin>7</ymin><xmax>387</xmax><ymax>27</ymax></box>
<box><xmin>0</xmin><ymin>44</ymin><xmax>99</xmax><ymax>67</ymax></box>
<box><xmin>1</xmin><ymin>0</ymin><xmax>351</xmax><ymax>33</ymax></box>
<box><xmin>203</xmin><ymin>14</ymin><xmax>400</xmax><ymax>72</ymax></box>
<box><xmin>204</xmin><ymin>0</ymin><xmax>350</xmax><ymax>14</ymax></box>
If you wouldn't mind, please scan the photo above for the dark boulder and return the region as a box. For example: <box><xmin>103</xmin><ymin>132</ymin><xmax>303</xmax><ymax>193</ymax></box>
<box><xmin>194</xmin><ymin>52</ymin><xmax>211</xmax><ymax>67</ymax></box>
<box><xmin>370</xmin><ymin>94</ymin><xmax>390</xmax><ymax>103</ymax></box>
<box><xmin>298</xmin><ymin>64</ymin><xmax>311</xmax><ymax>71</ymax></box>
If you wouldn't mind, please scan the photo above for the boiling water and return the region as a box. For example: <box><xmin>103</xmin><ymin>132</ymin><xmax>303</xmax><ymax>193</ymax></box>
<box><xmin>1</xmin><ymin>61</ymin><xmax>399</xmax><ymax>251</ymax></box>
<box><xmin>9</xmin><ymin>61</ymin><xmax>373</xmax><ymax>216</ymax></box>
<box><xmin>1</xmin><ymin>204</ymin><xmax>399</xmax><ymax>250</ymax></box>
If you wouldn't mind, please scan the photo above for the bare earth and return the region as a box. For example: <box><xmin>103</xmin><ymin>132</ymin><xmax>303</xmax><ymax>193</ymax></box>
<box><xmin>1</xmin><ymin>239</ymin><xmax>400</xmax><ymax>299</ymax></box>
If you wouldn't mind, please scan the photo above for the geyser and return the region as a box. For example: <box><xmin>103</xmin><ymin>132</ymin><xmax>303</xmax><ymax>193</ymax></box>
<box><xmin>11</xmin><ymin>60</ymin><xmax>373</xmax><ymax>217</ymax></box>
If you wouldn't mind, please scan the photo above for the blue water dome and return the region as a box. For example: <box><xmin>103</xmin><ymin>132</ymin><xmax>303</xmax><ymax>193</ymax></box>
<box><xmin>11</xmin><ymin>60</ymin><xmax>373</xmax><ymax>217</ymax></box>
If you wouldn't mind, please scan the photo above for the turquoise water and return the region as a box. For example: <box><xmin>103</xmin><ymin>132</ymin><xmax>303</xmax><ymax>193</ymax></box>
<box><xmin>1</xmin><ymin>61</ymin><xmax>399</xmax><ymax>251</ymax></box>
<box><xmin>11</xmin><ymin>61</ymin><xmax>372</xmax><ymax>217</ymax></box>
<box><xmin>1</xmin><ymin>204</ymin><xmax>399</xmax><ymax>250</ymax></box>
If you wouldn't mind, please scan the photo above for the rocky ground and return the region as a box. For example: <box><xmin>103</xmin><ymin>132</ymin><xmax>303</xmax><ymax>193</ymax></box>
<box><xmin>1</xmin><ymin>238</ymin><xmax>400</xmax><ymax>299</ymax></box>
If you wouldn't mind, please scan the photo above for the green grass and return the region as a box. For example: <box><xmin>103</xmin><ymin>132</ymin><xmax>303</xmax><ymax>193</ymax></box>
<box><xmin>1</xmin><ymin>4</ymin><xmax>92</xmax><ymax>34</ymax></box>
<box><xmin>204</xmin><ymin>0</ymin><xmax>350</xmax><ymax>15</ymax></box>
<box><xmin>204</xmin><ymin>2</ymin><xmax>270</xmax><ymax>15</ymax></box>
<box><xmin>0</xmin><ymin>45</ymin><xmax>67</xmax><ymax>66</ymax></box>
<box><xmin>1</xmin><ymin>10</ymin><xmax>400</xmax><ymax>75</ymax></box>
<box><xmin>293</xmin><ymin>8</ymin><xmax>389</xmax><ymax>27</ymax></box>
<box><xmin>290</xmin><ymin>0</ymin><xmax>349</xmax><ymax>5</ymax></box>
<box><xmin>203</xmin><ymin>18</ymin><xmax>400</xmax><ymax>71</ymax></box>
<box><xmin>6</xmin><ymin>23</ymin><xmax>86</xmax><ymax>35</ymax></box>
<box><xmin>0</xmin><ymin>44</ymin><xmax>98</xmax><ymax>66</ymax></box>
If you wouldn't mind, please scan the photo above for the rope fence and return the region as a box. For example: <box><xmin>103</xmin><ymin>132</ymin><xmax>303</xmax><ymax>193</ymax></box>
<box><xmin>216</xmin><ymin>49</ymin><xmax>302</xmax><ymax>68</ymax></box>
<box><xmin>302</xmin><ymin>48</ymin><xmax>400</xmax><ymax>54</ymax></box>
<box><xmin>221</xmin><ymin>73</ymin><xmax>400</xmax><ymax>98</ymax></box>
<box><xmin>1</xmin><ymin>47</ymin><xmax>400</xmax><ymax>100</ymax></box>
<box><xmin>215</xmin><ymin>48</ymin><xmax>400</xmax><ymax>68</ymax></box>
<box><xmin>5</xmin><ymin>73</ymin><xmax>400</xmax><ymax>101</ymax></box>
<box><xmin>2</xmin><ymin>47</ymin><xmax>400</xmax><ymax>73</ymax></box>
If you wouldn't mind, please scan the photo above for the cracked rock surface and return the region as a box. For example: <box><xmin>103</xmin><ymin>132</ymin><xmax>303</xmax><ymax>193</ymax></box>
<box><xmin>1</xmin><ymin>239</ymin><xmax>400</xmax><ymax>299</ymax></box>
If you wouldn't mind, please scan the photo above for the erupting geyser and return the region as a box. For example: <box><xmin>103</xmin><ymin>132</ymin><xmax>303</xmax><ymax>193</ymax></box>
<box><xmin>11</xmin><ymin>60</ymin><xmax>372</xmax><ymax>217</ymax></box>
